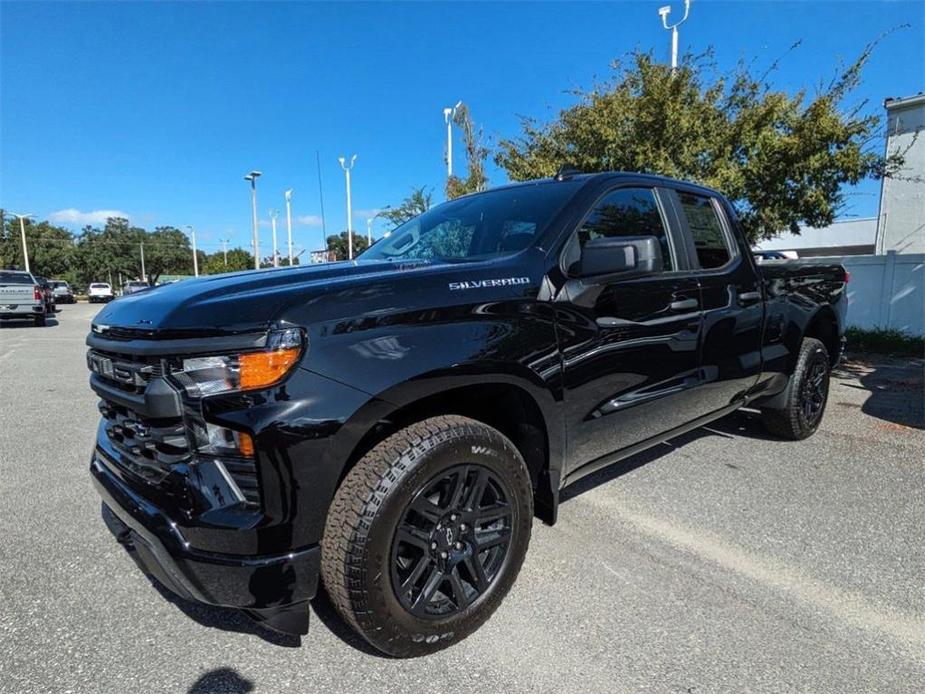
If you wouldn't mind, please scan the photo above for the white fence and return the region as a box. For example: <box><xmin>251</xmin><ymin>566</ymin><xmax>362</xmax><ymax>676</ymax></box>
<box><xmin>805</xmin><ymin>252</ymin><xmax>924</xmax><ymax>336</ymax></box>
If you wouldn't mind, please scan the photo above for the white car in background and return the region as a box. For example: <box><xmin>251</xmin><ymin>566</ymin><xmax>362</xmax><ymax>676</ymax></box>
<box><xmin>87</xmin><ymin>283</ymin><xmax>114</xmax><ymax>303</ymax></box>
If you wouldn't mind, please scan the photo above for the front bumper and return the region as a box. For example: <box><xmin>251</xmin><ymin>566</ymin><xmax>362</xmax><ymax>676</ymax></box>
<box><xmin>91</xmin><ymin>452</ymin><xmax>321</xmax><ymax>616</ymax></box>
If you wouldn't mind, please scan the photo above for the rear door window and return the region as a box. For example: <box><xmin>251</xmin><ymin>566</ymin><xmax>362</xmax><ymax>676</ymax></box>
<box><xmin>677</xmin><ymin>192</ymin><xmax>733</xmax><ymax>269</ymax></box>
<box><xmin>0</xmin><ymin>272</ymin><xmax>34</xmax><ymax>285</ymax></box>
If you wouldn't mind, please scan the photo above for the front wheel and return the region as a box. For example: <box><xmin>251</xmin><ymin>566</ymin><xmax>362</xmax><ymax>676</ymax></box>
<box><xmin>761</xmin><ymin>337</ymin><xmax>830</xmax><ymax>440</ymax></box>
<box><xmin>321</xmin><ymin>415</ymin><xmax>533</xmax><ymax>657</ymax></box>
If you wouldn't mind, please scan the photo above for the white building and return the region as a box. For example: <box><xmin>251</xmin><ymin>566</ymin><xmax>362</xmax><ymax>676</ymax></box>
<box><xmin>875</xmin><ymin>93</ymin><xmax>925</xmax><ymax>254</ymax></box>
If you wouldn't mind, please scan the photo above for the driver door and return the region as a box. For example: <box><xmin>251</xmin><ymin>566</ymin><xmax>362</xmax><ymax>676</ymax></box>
<box><xmin>556</xmin><ymin>185</ymin><xmax>704</xmax><ymax>475</ymax></box>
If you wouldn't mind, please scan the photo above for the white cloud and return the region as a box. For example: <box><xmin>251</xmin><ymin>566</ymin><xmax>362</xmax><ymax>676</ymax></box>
<box><xmin>49</xmin><ymin>208</ymin><xmax>129</xmax><ymax>225</ymax></box>
<box><xmin>296</xmin><ymin>214</ymin><xmax>324</xmax><ymax>226</ymax></box>
<box><xmin>354</xmin><ymin>208</ymin><xmax>382</xmax><ymax>220</ymax></box>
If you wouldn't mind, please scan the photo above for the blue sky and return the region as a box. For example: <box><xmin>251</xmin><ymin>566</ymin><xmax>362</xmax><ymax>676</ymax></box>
<box><xmin>1</xmin><ymin>1</ymin><xmax>922</xmax><ymax>254</ymax></box>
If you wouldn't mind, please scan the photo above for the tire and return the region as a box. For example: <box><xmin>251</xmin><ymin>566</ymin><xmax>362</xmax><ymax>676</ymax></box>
<box><xmin>761</xmin><ymin>337</ymin><xmax>830</xmax><ymax>440</ymax></box>
<box><xmin>321</xmin><ymin>415</ymin><xmax>533</xmax><ymax>657</ymax></box>
<box><xmin>34</xmin><ymin>314</ymin><xmax>46</xmax><ymax>327</ymax></box>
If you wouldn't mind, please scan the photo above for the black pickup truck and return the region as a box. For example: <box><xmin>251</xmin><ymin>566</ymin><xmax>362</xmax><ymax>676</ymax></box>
<box><xmin>86</xmin><ymin>172</ymin><xmax>847</xmax><ymax>656</ymax></box>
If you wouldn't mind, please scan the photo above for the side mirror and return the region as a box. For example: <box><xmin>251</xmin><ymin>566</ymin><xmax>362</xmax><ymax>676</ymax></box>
<box><xmin>578</xmin><ymin>235</ymin><xmax>664</xmax><ymax>279</ymax></box>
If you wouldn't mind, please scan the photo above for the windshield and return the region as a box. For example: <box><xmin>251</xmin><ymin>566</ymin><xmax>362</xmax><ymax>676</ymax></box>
<box><xmin>0</xmin><ymin>272</ymin><xmax>34</xmax><ymax>285</ymax></box>
<box><xmin>360</xmin><ymin>181</ymin><xmax>581</xmax><ymax>262</ymax></box>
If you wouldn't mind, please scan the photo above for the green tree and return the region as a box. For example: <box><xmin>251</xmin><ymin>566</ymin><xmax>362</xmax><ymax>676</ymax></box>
<box><xmin>495</xmin><ymin>44</ymin><xmax>905</xmax><ymax>244</ymax></box>
<box><xmin>379</xmin><ymin>187</ymin><xmax>433</xmax><ymax>228</ymax></box>
<box><xmin>203</xmin><ymin>247</ymin><xmax>254</xmax><ymax>274</ymax></box>
<box><xmin>143</xmin><ymin>226</ymin><xmax>195</xmax><ymax>284</ymax></box>
<box><xmin>446</xmin><ymin>103</ymin><xmax>489</xmax><ymax>200</ymax></box>
<box><xmin>0</xmin><ymin>213</ymin><xmax>75</xmax><ymax>277</ymax></box>
<box><xmin>326</xmin><ymin>231</ymin><xmax>369</xmax><ymax>260</ymax></box>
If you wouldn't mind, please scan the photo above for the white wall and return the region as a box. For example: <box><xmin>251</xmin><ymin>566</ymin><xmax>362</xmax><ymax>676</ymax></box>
<box><xmin>804</xmin><ymin>252</ymin><xmax>925</xmax><ymax>336</ymax></box>
<box><xmin>876</xmin><ymin>97</ymin><xmax>925</xmax><ymax>255</ymax></box>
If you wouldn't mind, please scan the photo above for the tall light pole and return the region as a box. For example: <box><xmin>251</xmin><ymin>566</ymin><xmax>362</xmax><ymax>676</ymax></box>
<box><xmin>366</xmin><ymin>217</ymin><xmax>373</xmax><ymax>247</ymax></box>
<box><xmin>139</xmin><ymin>242</ymin><xmax>146</xmax><ymax>282</ymax></box>
<box><xmin>443</xmin><ymin>101</ymin><xmax>462</xmax><ymax>178</ymax></box>
<box><xmin>13</xmin><ymin>213</ymin><xmax>34</xmax><ymax>273</ymax></box>
<box><xmin>186</xmin><ymin>225</ymin><xmax>199</xmax><ymax>277</ymax></box>
<box><xmin>269</xmin><ymin>209</ymin><xmax>279</xmax><ymax>268</ymax></box>
<box><xmin>658</xmin><ymin>0</ymin><xmax>691</xmax><ymax>71</ymax></box>
<box><xmin>338</xmin><ymin>155</ymin><xmax>357</xmax><ymax>260</ymax></box>
<box><xmin>221</xmin><ymin>239</ymin><xmax>229</xmax><ymax>267</ymax></box>
<box><xmin>244</xmin><ymin>170</ymin><xmax>262</xmax><ymax>269</ymax></box>
<box><xmin>284</xmin><ymin>189</ymin><xmax>294</xmax><ymax>266</ymax></box>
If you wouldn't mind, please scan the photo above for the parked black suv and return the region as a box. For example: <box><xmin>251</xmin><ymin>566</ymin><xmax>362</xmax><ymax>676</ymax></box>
<box><xmin>86</xmin><ymin>173</ymin><xmax>846</xmax><ymax>656</ymax></box>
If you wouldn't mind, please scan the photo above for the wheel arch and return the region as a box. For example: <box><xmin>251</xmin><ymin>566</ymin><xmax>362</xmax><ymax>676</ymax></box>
<box><xmin>334</xmin><ymin>375</ymin><xmax>563</xmax><ymax>525</ymax></box>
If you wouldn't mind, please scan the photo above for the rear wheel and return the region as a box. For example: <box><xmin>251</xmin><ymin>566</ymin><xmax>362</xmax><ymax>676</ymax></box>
<box><xmin>761</xmin><ymin>337</ymin><xmax>830</xmax><ymax>440</ymax></box>
<box><xmin>321</xmin><ymin>415</ymin><xmax>533</xmax><ymax>657</ymax></box>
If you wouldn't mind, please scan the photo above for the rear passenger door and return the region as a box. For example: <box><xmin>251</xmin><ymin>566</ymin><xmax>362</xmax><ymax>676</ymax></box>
<box><xmin>668</xmin><ymin>189</ymin><xmax>764</xmax><ymax>414</ymax></box>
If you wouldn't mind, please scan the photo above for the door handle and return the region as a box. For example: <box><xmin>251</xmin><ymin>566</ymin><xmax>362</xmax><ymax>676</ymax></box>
<box><xmin>669</xmin><ymin>298</ymin><xmax>699</xmax><ymax>311</ymax></box>
<box><xmin>739</xmin><ymin>291</ymin><xmax>762</xmax><ymax>303</ymax></box>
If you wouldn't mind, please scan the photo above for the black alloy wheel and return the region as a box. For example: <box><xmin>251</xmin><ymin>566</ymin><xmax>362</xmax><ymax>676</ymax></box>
<box><xmin>390</xmin><ymin>464</ymin><xmax>513</xmax><ymax>618</ymax></box>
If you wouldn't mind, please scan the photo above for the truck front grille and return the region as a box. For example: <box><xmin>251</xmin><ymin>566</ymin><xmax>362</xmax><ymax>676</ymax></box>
<box><xmin>97</xmin><ymin>400</ymin><xmax>190</xmax><ymax>484</ymax></box>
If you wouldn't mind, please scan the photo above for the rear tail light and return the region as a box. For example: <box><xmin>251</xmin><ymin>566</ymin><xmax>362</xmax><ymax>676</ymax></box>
<box><xmin>844</xmin><ymin>270</ymin><xmax>851</xmax><ymax>284</ymax></box>
<box><xmin>33</xmin><ymin>285</ymin><xmax>42</xmax><ymax>301</ymax></box>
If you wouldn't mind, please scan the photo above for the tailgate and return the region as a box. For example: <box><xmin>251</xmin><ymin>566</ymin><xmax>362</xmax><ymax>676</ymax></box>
<box><xmin>0</xmin><ymin>284</ymin><xmax>38</xmax><ymax>304</ymax></box>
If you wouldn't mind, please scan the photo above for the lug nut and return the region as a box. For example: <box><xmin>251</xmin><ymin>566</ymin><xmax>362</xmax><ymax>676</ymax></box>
<box><xmin>440</xmin><ymin>551</ymin><xmax>448</xmax><ymax>559</ymax></box>
<box><xmin>450</xmin><ymin>514</ymin><xmax>457</xmax><ymax>521</ymax></box>
<box><xmin>459</xmin><ymin>523</ymin><xmax>467</xmax><ymax>531</ymax></box>
<box><xmin>455</xmin><ymin>542</ymin><xmax>463</xmax><ymax>550</ymax></box>
<box><xmin>431</xmin><ymin>542</ymin><xmax>437</xmax><ymax>550</ymax></box>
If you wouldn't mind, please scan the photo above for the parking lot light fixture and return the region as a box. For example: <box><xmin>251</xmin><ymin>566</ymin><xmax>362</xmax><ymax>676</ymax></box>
<box><xmin>285</xmin><ymin>189</ymin><xmax>294</xmax><ymax>265</ymax></box>
<box><xmin>658</xmin><ymin>0</ymin><xmax>691</xmax><ymax>71</ymax></box>
<box><xmin>338</xmin><ymin>155</ymin><xmax>357</xmax><ymax>260</ymax></box>
<box><xmin>244</xmin><ymin>171</ymin><xmax>262</xmax><ymax>269</ymax></box>
<box><xmin>269</xmin><ymin>209</ymin><xmax>280</xmax><ymax>268</ymax></box>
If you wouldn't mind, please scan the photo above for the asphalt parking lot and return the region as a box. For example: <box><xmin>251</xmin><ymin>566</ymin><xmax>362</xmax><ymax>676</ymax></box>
<box><xmin>2</xmin><ymin>302</ymin><xmax>923</xmax><ymax>693</ymax></box>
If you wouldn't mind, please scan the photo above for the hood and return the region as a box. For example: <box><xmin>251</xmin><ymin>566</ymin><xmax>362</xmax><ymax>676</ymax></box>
<box><xmin>90</xmin><ymin>259</ymin><xmax>445</xmax><ymax>338</ymax></box>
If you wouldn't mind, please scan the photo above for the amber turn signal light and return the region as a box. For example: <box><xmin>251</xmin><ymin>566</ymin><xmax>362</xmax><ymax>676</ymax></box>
<box><xmin>239</xmin><ymin>348</ymin><xmax>301</xmax><ymax>390</ymax></box>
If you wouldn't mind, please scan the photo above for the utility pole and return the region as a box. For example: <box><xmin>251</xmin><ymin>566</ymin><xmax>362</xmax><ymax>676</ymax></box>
<box><xmin>13</xmin><ymin>213</ymin><xmax>34</xmax><ymax>273</ymax></box>
<box><xmin>658</xmin><ymin>0</ymin><xmax>691</xmax><ymax>71</ymax></box>
<box><xmin>338</xmin><ymin>155</ymin><xmax>357</xmax><ymax>260</ymax></box>
<box><xmin>366</xmin><ymin>217</ymin><xmax>373</xmax><ymax>247</ymax></box>
<box><xmin>187</xmin><ymin>225</ymin><xmax>199</xmax><ymax>277</ymax></box>
<box><xmin>140</xmin><ymin>242</ymin><xmax>146</xmax><ymax>282</ymax></box>
<box><xmin>244</xmin><ymin>170</ymin><xmax>262</xmax><ymax>269</ymax></box>
<box><xmin>221</xmin><ymin>239</ymin><xmax>229</xmax><ymax>267</ymax></box>
<box><xmin>284</xmin><ymin>189</ymin><xmax>294</xmax><ymax>265</ymax></box>
<box><xmin>443</xmin><ymin>101</ymin><xmax>462</xmax><ymax>179</ymax></box>
<box><xmin>269</xmin><ymin>209</ymin><xmax>279</xmax><ymax>268</ymax></box>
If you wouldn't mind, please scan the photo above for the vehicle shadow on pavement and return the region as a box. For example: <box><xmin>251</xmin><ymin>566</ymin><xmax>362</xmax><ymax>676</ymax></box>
<box><xmin>0</xmin><ymin>316</ymin><xmax>59</xmax><ymax>329</ymax></box>
<box><xmin>560</xmin><ymin>410</ymin><xmax>772</xmax><ymax>503</ymax></box>
<box><xmin>187</xmin><ymin>667</ymin><xmax>255</xmax><ymax>694</ymax></box>
<box><xmin>833</xmin><ymin>359</ymin><xmax>924</xmax><ymax>430</ymax></box>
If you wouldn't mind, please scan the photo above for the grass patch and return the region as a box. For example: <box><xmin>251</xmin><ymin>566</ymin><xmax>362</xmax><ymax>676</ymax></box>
<box><xmin>845</xmin><ymin>327</ymin><xmax>924</xmax><ymax>357</ymax></box>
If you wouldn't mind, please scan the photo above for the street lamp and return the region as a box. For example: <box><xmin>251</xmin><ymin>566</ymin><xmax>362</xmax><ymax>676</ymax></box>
<box><xmin>366</xmin><ymin>217</ymin><xmax>373</xmax><ymax>246</ymax></box>
<box><xmin>658</xmin><ymin>0</ymin><xmax>691</xmax><ymax>71</ymax></box>
<box><xmin>244</xmin><ymin>170</ymin><xmax>262</xmax><ymax>269</ymax></box>
<box><xmin>12</xmin><ymin>213</ymin><xmax>34</xmax><ymax>273</ymax></box>
<box><xmin>338</xmin><ymin>155</ymin><xmax>357</xmax><ymax>260</ymax></box>
<box><xmin>443</xmin><ymin>101</ymin><xmax>462</xmax><ymax>178</ymax></box>
<box><xmin>186</xmin><ymin>225</ymin><xmax>199</xmax><ymax>277</ymax></box>
<box><xmin>269</xmin><ymin>209</ymin><xmax>279</xmax><ymax>268</ymax></box>
<box><xmin>284</xmin><ymin>189</ymin><xmax>294</xmax><ymax>266</ymax></box>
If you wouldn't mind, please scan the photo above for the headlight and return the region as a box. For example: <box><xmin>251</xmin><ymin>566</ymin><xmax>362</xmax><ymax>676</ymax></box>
<box><xmin>179</xmin><ymin>327</ymin><xmax>304</xmax><ymax>396</ymax></box>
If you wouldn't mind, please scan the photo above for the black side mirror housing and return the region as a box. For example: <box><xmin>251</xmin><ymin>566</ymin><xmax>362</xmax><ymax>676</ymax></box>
<box><xmin>578</xmin><ymin>235</ymin><xmax>664</xmax><ymax>280</ymax></box>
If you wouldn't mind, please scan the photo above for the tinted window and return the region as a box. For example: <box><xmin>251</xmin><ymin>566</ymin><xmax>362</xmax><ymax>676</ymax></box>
<box><xmin>0</xmin><ymin>272</ymin><xmax>34</xmax><ymax>285</ymax></box>
<box><xmin>678</xmin><ymin>192</ymin><xmax>732</xmax><ymax>269</ymax></box>
<box><xmin>575</xmin><ymin>187</ymin><xmax>672</xmax><ymax>270</ymax></box>
<box><xmin>361</xmin><ymin>182</ymin><xmax>581</xmax><ymax>262</ymax></box>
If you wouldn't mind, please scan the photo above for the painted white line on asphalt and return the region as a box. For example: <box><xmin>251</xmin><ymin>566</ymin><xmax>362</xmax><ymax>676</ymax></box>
<box><xmin>593</xmin><ymin>498</ymin><xmax>925</xmax><ymax>660</ymax></box>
